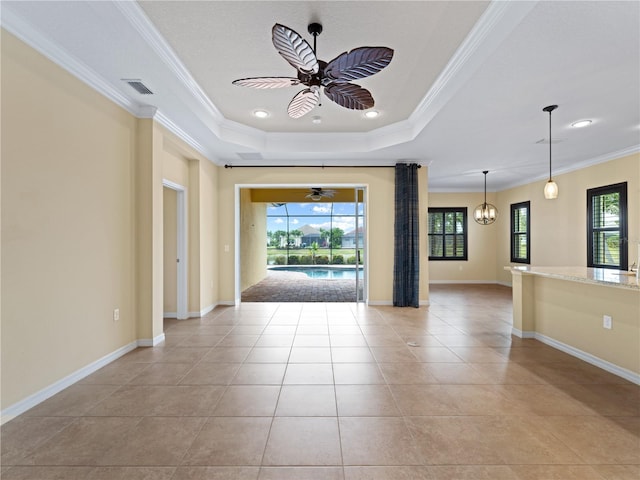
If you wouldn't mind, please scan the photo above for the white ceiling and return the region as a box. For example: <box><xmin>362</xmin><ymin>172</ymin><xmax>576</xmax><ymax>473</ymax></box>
<box><xmin>2</xmin><ymin>1</ymin><xmax>639</xmax><ymax>191</ymax></box>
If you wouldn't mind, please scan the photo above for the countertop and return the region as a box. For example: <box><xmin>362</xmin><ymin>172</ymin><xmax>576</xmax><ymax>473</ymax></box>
<box><xmin>505</xmin><ymin>265</ymin><xmax>640</xmax><ymax>291</ymax></box>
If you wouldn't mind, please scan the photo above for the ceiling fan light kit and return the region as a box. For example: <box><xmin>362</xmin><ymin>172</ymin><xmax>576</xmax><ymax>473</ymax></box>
<box><xmin>543</xmin><ymin>104</ymin><xmax>559</xmax><ymax>199</ymax></box>
<box><xmin>305</xmin><ymin>187</ymin><xmax>336</xmax><ymax>201</ymax></box>
<box><xmin>232</xmin><ymin>23</ymin><xmax>394</xmax><ymax>118</ymax></box>
<box><xmin>474</xmin><ymin>170</ymin><xmax>498</xmax><ymax>225</ymax></box>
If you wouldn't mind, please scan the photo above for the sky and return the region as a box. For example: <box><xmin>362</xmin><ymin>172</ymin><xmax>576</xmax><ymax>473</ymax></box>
<box><xmin>266</xmin><ymin>203</ymin><xmax>363</xmax><ymax>233</ymax></box>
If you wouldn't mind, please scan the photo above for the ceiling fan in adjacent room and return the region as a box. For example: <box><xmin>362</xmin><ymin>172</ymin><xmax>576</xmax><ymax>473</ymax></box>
<box><xmin>305</xmin><ymin>187</ymin><xmax>336</xmax><ymax>201</ymax></box>
<box><xmin>232</xmin><ymin>23</ymin><xmax>394</xmax><ymax>118</ymax></box>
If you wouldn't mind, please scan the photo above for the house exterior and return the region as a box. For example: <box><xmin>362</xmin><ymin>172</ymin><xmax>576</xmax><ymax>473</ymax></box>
<box><xmin>299</xmin><ymin>224</ymin><xmax>322</xmax><ymax>247</ymax></box>
<box><xmin>341</xmin><ymin>227</ymin><xmax>365</xmax><ymax>249</ymax></box>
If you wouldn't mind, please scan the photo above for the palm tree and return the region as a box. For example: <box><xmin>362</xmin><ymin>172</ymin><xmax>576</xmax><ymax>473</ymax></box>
<box><xmin>308</xmin><ymin>241</ymin><xmax>319</xmax><ymax>264</ymax></box>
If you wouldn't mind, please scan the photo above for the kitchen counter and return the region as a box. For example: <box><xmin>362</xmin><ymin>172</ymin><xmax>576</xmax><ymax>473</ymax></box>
<box><xmin>506</xmin><ymin>265</ymin><xmax>640</xmax><ymax>384</ymax></box>
<box><xmin>506</xmin><ymin>265</ymin><xmax>639</xmax><ymax>291</ymax></box>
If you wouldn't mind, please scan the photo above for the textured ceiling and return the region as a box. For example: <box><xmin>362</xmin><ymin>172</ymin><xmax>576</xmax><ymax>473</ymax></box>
<box><xmin>139</xmin><ymin>1</ymin><xmax>489</xmax><ymax>133</ymax></box>
<box><xmin>2</xmin><ymin>0</ymin><xmax>639</xmax><ymax>191</ymax></box>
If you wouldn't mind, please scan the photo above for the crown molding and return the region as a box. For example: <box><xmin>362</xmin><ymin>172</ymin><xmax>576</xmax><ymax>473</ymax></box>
<box><xmin>155</xmin><ymin>111</ymin><xmax>209</xmax><ymax>160</ymax></box>
<box><xmin>101</xmin><ymin>0</ymin><xmax>541</xmax><ymax>155</ymax></box>
<box><xmin>0</xmin><ymin>3</ymin><xmax>150</xmax><ymax>118</ymax></box>
<box><xmin>2</xmin><ymin>0</ymin><xmax>545</xmax><ymax>161</ymax></box>
<box><xmin>430</xmin><ymin>144</ymin><xmax>640</xmax><ymax>193</ymax></box>
<box><xmin>232</xmin><ymin>0</ymin><xmax>538</xmax><ymax>153</ymax></box>
<box><xmin>113</xmin><ymin>1</ymin><xmax>225</xmax><ymax>123</ymax></box>
<box><xmin>409</xmin><ymin>0</ymin><xmax>538</xmax><ymax>137</ymax></box>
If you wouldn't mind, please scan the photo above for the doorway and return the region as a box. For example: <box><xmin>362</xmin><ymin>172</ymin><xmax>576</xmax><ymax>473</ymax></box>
<box><xmin>163</xmin><ymin>180</ymin><xmax>188</xmax><ymax>319</ymax></box>
<box><xmin>235</xmin><ymin>184</ymin><xmax>368</xmax><ymax>304</ymax></box>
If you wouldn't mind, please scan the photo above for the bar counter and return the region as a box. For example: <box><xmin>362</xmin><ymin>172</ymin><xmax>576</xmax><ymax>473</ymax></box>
<box><xmin>507</xmin><ymin>265</ymin><xmax>639</xmax><ymax>290</ymax></box>
<box><xmin>506</xmin><ymin>266</ymin><xmax>640</xmax><ymax>384</ymax></box>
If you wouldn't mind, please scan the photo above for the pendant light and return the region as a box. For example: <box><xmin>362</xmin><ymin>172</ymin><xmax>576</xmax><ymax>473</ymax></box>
<box><xmin>543</xmin><ymin>104</ymin><xmax>559</xmax><ymax>199</ymax></box>
<box><xmin>474</xmin><ymin>170</ymin><xmax>498</xmax><ymax>225</ymax></box>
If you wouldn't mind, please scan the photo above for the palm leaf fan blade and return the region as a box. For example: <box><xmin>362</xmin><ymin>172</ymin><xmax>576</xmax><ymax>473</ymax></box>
<box><xmin>232</xmin><ymin>77</ymin><xmax>300</xmax><ymax>89</ymax></box>
<box><xmin>272</xmin><ymin>23</ymin><xmax>319</xmax><ymax>74</ymax></box>
<box><xmin>324</xmin><ymin>83</ymin><xmax>374</xmax><ymax>110</ymax></box>
<box><xmin>324</xmin><ymin>47</ymin><xmax>394</xmax><ymax>82</ymax></box>
<box><xmin>287</xmin><ymin>88</ymin><xmax>320</xmax><ymax>118</ymax></box>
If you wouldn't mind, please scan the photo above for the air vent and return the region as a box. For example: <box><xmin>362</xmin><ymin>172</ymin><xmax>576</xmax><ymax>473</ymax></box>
<box><xmin>237</xmin><ymin>152</ymin><xmax>264</xmax><ymax>161</ymax></box>
<box><xmin>123</xmin><ymin>79</ymin><xmax>153</xmax><ymax>95</ymax></box>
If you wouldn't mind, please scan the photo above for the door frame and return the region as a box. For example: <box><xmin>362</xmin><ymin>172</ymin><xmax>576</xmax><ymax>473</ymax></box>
<box><xmin>234</xmin><ymin>183</ymin><xmax>369</xmax><ymax>305</ymax></box>
<box><xmin>163</xmin><ymin>180</ymin><xmax>188</xmax><ymax>319</ymax></box>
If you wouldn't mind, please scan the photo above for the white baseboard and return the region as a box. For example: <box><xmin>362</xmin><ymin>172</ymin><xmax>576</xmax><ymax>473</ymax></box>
<box><xmin>165</xmin><ymin>307</ymin><xmax>219</xmax><ymax>319</ymax></box>
<box><xmin>199</xmin><ymin>303</ymin><xmax>216</xmax><ymax>316</ymax></box>
<box><xmin>0</xmin><ymin>341</ymin><xmax>138</xmax><ymax>425</ymax></box>
<box><xmin>512</xmin><ymin>330</ymin><xmax>640</xmax><ymax>385</ymax></box>
<box><xmin>165</xmin><ymin>311</ymin><xmax>207</xmax><ymax>319</ymax></box>
<box><xmin>137</xmin><ymin>333</ymin><xmax>166</xmax><ymax>347</ymax></box>
<box><xmin>429</xmin><ymin>279</ymin><xmax>504</xmax><ymax>287</ymax></box>
<box><xmin>367</xmin><ymin>301</ymin><xmax>428</xmax><ymax>307</ymax></box>
<box><xmin>511</xmin><ymin>327</ymin><xmax>535</xmax><ymax>338</ymax></box>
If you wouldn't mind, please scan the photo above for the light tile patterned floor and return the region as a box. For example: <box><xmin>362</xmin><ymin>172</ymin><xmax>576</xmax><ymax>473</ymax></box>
<box><xmin>2</xmin><ymin>284</ymin><xmax>639</xmax><ymax>479</ymax></box>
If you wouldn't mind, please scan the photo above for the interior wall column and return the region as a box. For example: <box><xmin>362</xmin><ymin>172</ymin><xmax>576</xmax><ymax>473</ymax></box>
<box><xmin>188</xmin><ymin>159</ymin><xmax>201</xmax><ymax>316</ymax></box>
<box><xmin>135</xmin><ymin>117</ymin><xmax>165</xmax><ymax>344</ymax></box>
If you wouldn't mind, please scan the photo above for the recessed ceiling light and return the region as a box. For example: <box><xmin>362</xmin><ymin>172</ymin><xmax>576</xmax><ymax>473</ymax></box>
<box><xmin>312</xmin><ymin>116</ymin><xmax>322</xmax><ymax>124</ymax></box>
<box><xmin>364</xmin><ymin>110</ymin><xmax>379</xmax><ymax>119</ymax></box>
<box><xmin>253</xmin><ymin>109</ymin><xmax>269</xmax><ymax>118</ymax></box>
<box><xmin>571</xmin><ymin>119</ymin><xmax>592</xmax><ymax>128</ymax></box>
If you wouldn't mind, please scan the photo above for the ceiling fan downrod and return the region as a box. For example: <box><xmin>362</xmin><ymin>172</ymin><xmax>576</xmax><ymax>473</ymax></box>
<box><xmin>307</xmin><ymin>22</ymin><xmax>323</xmax><ymax>54</ymax></box>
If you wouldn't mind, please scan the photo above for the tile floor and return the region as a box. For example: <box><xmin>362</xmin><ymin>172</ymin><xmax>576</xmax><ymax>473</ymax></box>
<box><xmin>1</xmin><ymin>284</ymin><xmax>639</xmax><ymax>479</ymax></box>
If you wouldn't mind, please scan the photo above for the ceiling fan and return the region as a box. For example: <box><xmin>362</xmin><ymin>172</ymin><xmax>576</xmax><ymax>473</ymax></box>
<box><xmin>232</xmin><ymin>23</ymin><xmax>394</xmax><ymax>118</ymax></box>
<box><xmin>305</xmin><ymin>187</ymin><xmax>336</xmax><ymax>201</ymax></box>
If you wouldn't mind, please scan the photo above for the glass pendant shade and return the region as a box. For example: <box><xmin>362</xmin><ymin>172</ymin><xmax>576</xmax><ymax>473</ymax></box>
<box><xmin>543</xmin><ymin>105</ymin><xmax>559</xmax><ymax>199</ymax></box>
<box><xmin>474</xmin><ymin>170</ymin><xmax>498</xmax><ymax>225</ymax></box>
<box><xmin>544</xmin><ymin>179</ymin><xmax>558</xmax><ymax>199</ymax></box>
<box><xmin>474</xmin><ymin>203</ymin><xmax>498</xmax><ymax>224</ymax></box>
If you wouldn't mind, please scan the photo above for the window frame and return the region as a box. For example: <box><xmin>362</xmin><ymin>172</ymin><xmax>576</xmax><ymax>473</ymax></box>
<box><xmin>427</xmin><ymin>207</ymin><xmax>468</xmax><ymax>261</ymax></box>
<box><xmin>510</xmin><ymin>201</ymin><xmax>531</xmax><ymax>264</ymax></box>
<box><xmin>587</xmin><ymin>182</ymin><xmax>628</xmax><ymax>270</ymax></box>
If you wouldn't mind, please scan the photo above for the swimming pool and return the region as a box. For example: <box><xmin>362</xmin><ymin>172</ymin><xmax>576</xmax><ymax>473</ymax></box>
<box><xmin>269</xmin><ymin>266</ymin><xmax>363</xmax><ymax>279</ymax></box>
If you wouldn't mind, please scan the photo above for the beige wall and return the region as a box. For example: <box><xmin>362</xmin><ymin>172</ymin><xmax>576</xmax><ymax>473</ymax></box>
<box><xmin>0</xmin><ymin>31</ymin><xmax>221</xmax><ymax>413</ymax></box>
<box><xmin>496</xmin><ymin>153</ymin><xmax>640</xmax><ymax>284</ymax></box>
<box><xmin>188</xmin><ymin>160</ymin><xmax>201</xmax><ymax>313</ymax></box>
<box><xmin>428</xmin><ymin>192</ymin><xmax>499</xmax><ymax>283</ymax></box>
<box><xmin>198</xmin><ymin>159</ymin><xmax>219</xmax><ymax>312</ymax></box>
<box><xmin>163</xmin><ymin>187</ymin><xmax>178</xmax><ymax>313</ymax></box>
<box><xmin>218</xmin><ymin>167</ymin><xmax>430</xmax><ymax>304</ymax></box>
<box><xmin>240</xmin><ymin>190</ymin><xmax>267</xmax><ymax>291</ymax></box>
<box><xmin>134</xmin><ymin>119</ymin><xmax>164</xmax><ymax>342</ymax></box>
<box><xmin>428</xmin><ymin>154</ymin><xmax>639</xmax><ymax>284</ymax></box>
<box><xmin>2</xmin><ymin>26</ymin><xmax>635</xmax><ymax>413</ymax></box>
<box><xmin>160</xmin><ymin>133</ymin><xmax>220</xmax><ymax>315</ymax></box>
<box><xmin>533</xmin><ymin>278</ymin><xmax>639</xmax><ymax>374</ymax></box>
<box><xmin>511</xmin><ymin>271</ymin><xmax>640</xmax><ymax>376</ymax></box>
<box><xmin>1</xmin><ymin>31</ymin><xmax>138</xmax><ymax>407</ymax></box>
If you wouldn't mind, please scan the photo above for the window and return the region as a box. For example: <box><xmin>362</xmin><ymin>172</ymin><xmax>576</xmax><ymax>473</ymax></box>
<box><xmin>587</xmin><ymin>182</ymin><xmax>627</xmax><ymax>270</ymax></box>
<box><xmin>510</xmin><ymin>201</ymin><xmax>530</xmax><ymax>264</ymax></box>
<box><xmin>266</xmin><ymin>201</ymin><xmax>364</xmax><ymax>265</ymax></box>
<box><xmin>428</xmin><ymin>208</ymin><xmax>467</xmax><ymax>260</ymax></box>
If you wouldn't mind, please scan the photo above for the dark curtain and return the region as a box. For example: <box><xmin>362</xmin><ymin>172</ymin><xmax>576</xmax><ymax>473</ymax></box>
<box><xmin>393</xmin><ymin>163</ymin><xmax>420</xmax><ymax>307</ymax></box>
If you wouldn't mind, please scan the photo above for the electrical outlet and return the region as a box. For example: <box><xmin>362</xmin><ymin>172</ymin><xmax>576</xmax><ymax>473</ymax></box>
<box><xmin>113</xmin><ymin>308</ymin><xmax>120</xmax><ymax>322</ymax></box>
<box><xmin>603</xmin><ymin>315</ymin><xmax>612</xmax><ymax>329</ymax></box>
